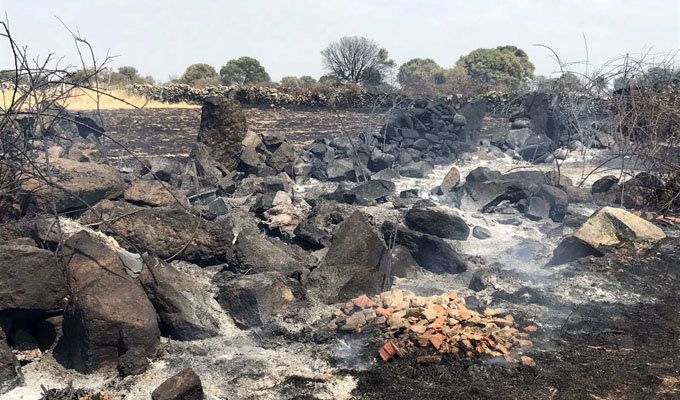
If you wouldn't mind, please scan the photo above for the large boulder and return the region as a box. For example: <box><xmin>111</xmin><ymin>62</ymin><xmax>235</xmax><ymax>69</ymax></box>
<box><xmin>123</xmin><ymin>180</ymin><xmax>189</xmax><ymax>208</ymax></box>
<box><xmin>57</xmin><ymin>231</ymin><xmax>160</xmax><ymax>373</ymax></box>
<box><xmin>550</xmin><ymin>207</ymin><xmax>666</xmax><ymax>265</ymax></box>
<box><xmin>196</xmin><ymin>97</ymin><xmax>247</xmax><ymax>173</ymax></box>
<box><xmin>216</xmin><ymin>271</ymin><xmax>305</xmax><ymax>329</ymax></box>
<box><xmin>404</xmin><ymin>206</ymin><xmax>470</xmax><ymax>240</ymax></box>
<box><xmin>0</xmin><ymin>244</ymin><xmax>67</xmax><ymax>314</ymax></box>
<box><xmin>139</xmin><ymin>261</ymin><xmax>220</xmax><ymax>340</ymax></box>
<box><xmin>80</xmin><ymin>201</ymin><xmax>235</xmax><ymax>265</ymax></box>
<box><xmin>572</xmin><ymin>207</ymin><xmax>666</xmax><ymax>247</ymax></box>
<box><xmin>310</xmin><ymin>211</ymin><xmax>388</xmax><ymax>303</ymax></box>
<box><xmin>22</xmin><ymin>158</ymin><xmax>125</xmax><ymax>213</ymax></box>
<box><xmin>382</xmin><ymin>221</ymin><xmax>467</xmax><ymax>274</ymax></box>
<box><xmin>229</xmin><ymin>224</ymin><xmax>311</xmax><ymax>276</ymax></box>
<box><xmin>152</xmin><ymin>368</ymin><xmax>204</xmax><ymax>400</ymax></box>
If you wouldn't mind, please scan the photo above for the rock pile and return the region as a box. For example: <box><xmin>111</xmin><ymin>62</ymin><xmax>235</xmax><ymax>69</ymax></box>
<box><xmin>332</xmin><ymin>290</ymin><xmax>532</xmax><ymax>362</ymax></box>
<box><xmin>379</xmin><ymin>101</ymin><xmax>472</xmax><ymax>165</ymax></box>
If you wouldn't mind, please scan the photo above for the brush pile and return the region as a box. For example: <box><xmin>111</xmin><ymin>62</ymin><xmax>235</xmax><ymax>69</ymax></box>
<box><xmin>332</xmin><ymin>290</ymin><xmax>533</xmax><ymax>362</ymax></box>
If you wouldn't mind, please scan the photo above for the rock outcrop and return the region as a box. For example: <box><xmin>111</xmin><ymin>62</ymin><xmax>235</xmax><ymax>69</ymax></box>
<box><xmin>57</xmin><ymin>231</ymin><xmax>160</xmax><ymax>373</ymax></box>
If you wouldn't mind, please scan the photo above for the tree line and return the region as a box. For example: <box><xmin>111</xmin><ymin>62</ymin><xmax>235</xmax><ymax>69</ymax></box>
<box><xmin>60</xmin><ymin>35</ymin><xmax>679</xmax><ymax>96</ymax></box>
<box><xmin>173</xmin><ymin>36</ymin><xmax>536</xmax><ymax>96</ymax></box>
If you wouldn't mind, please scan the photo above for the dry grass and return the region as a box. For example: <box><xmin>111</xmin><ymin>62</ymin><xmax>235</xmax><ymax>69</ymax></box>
<box><xmin>1</xmin><ymin>87</ymin><xmax>198</xmax><ymax>110</ymax></box>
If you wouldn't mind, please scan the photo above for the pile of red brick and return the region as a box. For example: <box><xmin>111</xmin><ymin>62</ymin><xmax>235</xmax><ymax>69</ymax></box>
<box><xmin>332</xmin><ymin>289</ymin><xmax>533</xmax><ymax>362</ymax></box>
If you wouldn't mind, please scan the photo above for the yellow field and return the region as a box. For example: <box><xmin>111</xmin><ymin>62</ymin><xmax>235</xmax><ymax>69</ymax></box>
<box><xmin>1</xmin><ymin>87</ymin><xmax>198</xmax><ymax>110</ymax></box>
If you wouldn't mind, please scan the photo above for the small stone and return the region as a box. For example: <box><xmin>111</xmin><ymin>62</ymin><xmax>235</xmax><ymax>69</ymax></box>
<box><xmin>520</xmin><ymin>355</ymin><xmax>536</xmax><ymax>367</ymax></box>
<box><xmin>472</xmin><ymin>226</ymin><xmax>491</xmax><ymax>240</ymax></box>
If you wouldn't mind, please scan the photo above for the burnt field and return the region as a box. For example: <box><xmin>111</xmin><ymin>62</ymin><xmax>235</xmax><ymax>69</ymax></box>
<box><xmin>100</xmin><ymin>106</ymin><xmax>383</xmax><ymax>159</ymax></box>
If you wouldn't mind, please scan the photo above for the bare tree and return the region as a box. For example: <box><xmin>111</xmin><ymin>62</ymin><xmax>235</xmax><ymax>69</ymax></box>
<box><xmin>321</xmin><ymin>36</ymin><xmax>395</xmax><ymax>84</ymax></box>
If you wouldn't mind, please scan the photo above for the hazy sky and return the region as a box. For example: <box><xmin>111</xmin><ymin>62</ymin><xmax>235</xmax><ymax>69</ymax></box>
<box><xmin>1</xmin><ymin>0</ymin><xmax>678</xmax><ymax>82</ymax></box>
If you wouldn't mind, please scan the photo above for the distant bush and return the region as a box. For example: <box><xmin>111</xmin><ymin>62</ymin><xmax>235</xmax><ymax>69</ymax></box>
<box><xmin>455</xmin><ymin>45</ymin><xmax>535</xmax><ymax>93</ymax></box>
<box><xmin>103</xmin><ymin>66</ymin><xmax>155</xmax><ymax>86</ymax></box>
<box><xmin>398</xmin><ymin>58</ymin><xmax>445</xmax><ymax>88</ymax></box>
<box><xmin>181</xmin><ymin>63</ymin><xmax>219</xmax><ymax>86</ymax></box>
<box><xmin>220</xmin><ymin>56</ymin><xmax>270</xmax><ymax>85</ymax></box>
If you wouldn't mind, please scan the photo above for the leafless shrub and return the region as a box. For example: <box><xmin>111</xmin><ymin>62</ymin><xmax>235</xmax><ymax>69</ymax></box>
<box><xmin>536</xmin><ymin>43</ymin><xmax>680</xmax><ymax>211</ymax></box>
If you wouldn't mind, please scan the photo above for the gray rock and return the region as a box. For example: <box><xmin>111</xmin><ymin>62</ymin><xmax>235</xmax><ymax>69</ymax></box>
<box><xmin>79</xmin><ymin>201</ymin><xmax>236</xmax><ymax>266</ymax></box>
<box><xmin>152</xmin><ymin>368</ymin><xmax>204</xmax><ymax>400</ymax></box>
<box><xmin>472</xmin><ymin>226</ymin><xmax>491</xmax><ymax>240</ymax></box>
<box><xmin>440</xmin><ymin>166</ymin><xmax>461</xmax><ymax>193</ymax></box>
<box><xmin>237</xmin><ymin>146</ymin><xmax>263</xmax><ymax>174</ymax></box>
<box><xmin>207</xmin><ymin>197</ymin><xmax>229</xmax><ymax>216</ymax></box>
<box><xmin>293</xmin><ymin>220</ymin><xmax>331</xmax><ymax>250</ymax></box>
<box><xmin>22</xmin><ymin>158</ymin><xmax>125</xmax><ymax>214</ymax></box>
<box><xmin>310</xmin><ymin>211</ymin><xmax>389</xmax><ymax>303</ymax></box>
<box><xmin>519</xmin><ymin>196</ymin><xmax>551</xmax><ymax>221</ymax></box>
<box><xmin>399</xmin><ymin>161</ymin><xmax>433</xmax><ymax>178</ymax></box>
<box><xmin>452</xmin><ymin>114</ymin><xmax>467</xmax><ymax>126</ymax></box>
<box><xmin>413</xmin><ymin>138</ymin><xmax>430</xmax><ymax>150</ymax></box>
<box><xmin>326</xmin><ymin>158</ymin><xmax>356</xmax><ymax>181</ymax></box>
<box><xmin>266</xmin><ymin>142</ymin><xmax>296</xmax><ymax>173</ymax></box>
<box><xmin>124</xmin><ymin>180</ymin><xmax>189</xmax><ymax>208</ymax></box>
<box><xmin>591</xmin><ymin>175</ymin><xmax>619</xmax><ymax>194</ymax></box>
<box><xmin>347</xmin><ymin>179</ymin><xmax>395</xmax><ymax>202</ymax></box>
<box><xmin>196</xmin><ymin>97</ymin><xmax>247</xmax><ymax>172</ymax></box>
<box><xmin>216</xmin><ymin>271</ymin><xmax>305</xmax><ymax>328</ymax></box>
<box><xmin>57</xmin><ymin>231</ymin><xmax>160</xmax><ymax>373</ymax></box>
<box><xmin>140</xmin><ymin>261</ymin><xmax>220</xmax><ymax>340</ymax></box>
<box><xmin>0</xmin><ymin>332</ymin><xmax>21</xmax><ymax>395</ymax></box>
<box><xmin>405</xmin><ymin>206</ymin><xmax>470</xmax><ymax>240</ymax></box>
<box><xmin>0</xmin><ymin>244</ymin><xmax>67</xmax><ymax>314</ymax></box>
<box><xmin>382</xmin><ymin>221</ymin><xmax>467</xmax><ymax>274</ymax></box>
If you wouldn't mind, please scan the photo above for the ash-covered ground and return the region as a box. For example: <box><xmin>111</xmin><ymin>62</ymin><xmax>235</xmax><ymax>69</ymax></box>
<box><xmin>2</xmin><ymin>105</ymin><xmax>678</xmax><ymax>400</ymax></box>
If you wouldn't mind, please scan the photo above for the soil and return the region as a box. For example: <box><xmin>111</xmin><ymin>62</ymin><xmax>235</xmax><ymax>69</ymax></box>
<box><xmin>350</xmin><ymin>238</ymin><xmax>680</xmax><ymax>400</ymax></box>
<box><xmin>98</xmin><ymin>106</ymin><xmax>381</xmax><ymax>159</ymax></box>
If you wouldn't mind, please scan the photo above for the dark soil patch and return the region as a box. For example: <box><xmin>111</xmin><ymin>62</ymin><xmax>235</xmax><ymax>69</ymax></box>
<box><xmin>98</xmin><ymin>106</ymin><xmax>382</xmax><ymax>159</ymax></box>
<box><xmin>352</xmin><ymin>238</ymin><xmax>680</xmax><ymax>399</ymax></box>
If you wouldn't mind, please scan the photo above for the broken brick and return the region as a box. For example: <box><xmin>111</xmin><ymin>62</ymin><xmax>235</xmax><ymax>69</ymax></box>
<box><xmin>353</xmin><ymin>294</ymin><xmax>374</xmax><ymax>310</ymax></box>
<box><xmin>375</xmin><ymin>306</ymin><xmax>393</xmax><ymax>317</ymax></box>
<box><xmin>378</xmin><ymin>341</ymin><xmax>400</xmax><ymax>361</ymax></box>
<box><xmin>429</xmin><ymin>333</ymin><xmax>446</xmax><ymax>350</ymax></box>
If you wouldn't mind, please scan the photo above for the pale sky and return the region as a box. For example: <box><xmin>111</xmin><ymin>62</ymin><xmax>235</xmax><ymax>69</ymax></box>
<box><xmin>1</xmin><ymin>0</ymin><xmax>679</xmax><ymax>82</ymax></box>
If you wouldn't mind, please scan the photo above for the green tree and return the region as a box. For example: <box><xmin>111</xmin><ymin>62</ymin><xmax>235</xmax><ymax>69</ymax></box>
<box><xmin>181</xmin><ymin>63</ymin><xmax>218</xmax><ymax>86</ymax></box>
<box><xmin>279</xmin><ymin>76</ymin><xmax>300</xmax><ymax>87</ymax></box>
<box><xmin>320</xmin><ymin>36</ymin><xmax>395</xmax><ymax>84</ymax></box>
<box><xmin>455</xmin><ymin>45</ymin><xmax>535</xmax><ymax>92</ymax></box>
<box><xmin>299</xmin><ymin>75</ymin><xmax>316</xmax><ymax>86</ymax></box>
<box><xmin>398</xmin><ymin>58</ymin><xmax>445</xmax><ymax>87</ymax></box>
<box><xmin>219</xmin><ymin>56</ymin><xmax>270</xmax><ymax>85</ymax></box>
<box><xmin>117</xmin><ymin>66</ymin><xmax>139</xmax><ymax>81</ymax></box>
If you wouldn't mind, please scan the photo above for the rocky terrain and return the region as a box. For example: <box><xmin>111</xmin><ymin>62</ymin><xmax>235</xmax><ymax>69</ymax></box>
<box><xmin>0</xmin><ymin>93</ymin><xmax>678</xmax><ymax>400</ymax></box>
